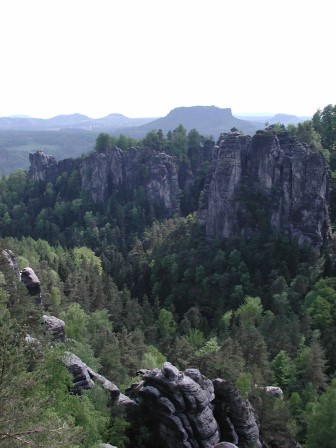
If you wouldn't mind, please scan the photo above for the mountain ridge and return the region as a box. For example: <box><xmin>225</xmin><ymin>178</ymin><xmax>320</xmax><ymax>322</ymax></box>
<box><xmin>0</xmin><ymin>106</ymin><xmax>310</xmax><ymax>133</ymax></box>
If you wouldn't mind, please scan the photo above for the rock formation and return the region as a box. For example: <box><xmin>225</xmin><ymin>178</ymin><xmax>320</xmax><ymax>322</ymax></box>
<box><xmin>42</xmin><ymin>315</ymin><xmax>65</xmax><ymax>342</ymax></box>
<box><xmin>58</xmin><ymin>355</ymin><xmax>261</xmax><ymax>448</ymax></box>
<box><xmin>131</xmin><ymin>362</ymin><xmax>220</xmax><ymax>448</ymax></box>
<box><xmin>0</xmin><ymin>244</ymin><xmax>285</xmax><ymax>448</ymax></box>
<box><xmin>213</xmin><ymin>379</ymin><xmax>262</xmax><ymax>448</ymax></box>
<box><xmin>1</xmin><ymin>249</ymin><xmax>20</xmax><ymax>278</ymax></box>
<box><xmin>63</xmin><ymin>353</ymin><xmax>137</xmax><ymax>410</ymax></box>
<box><xmin>28</xmin><ymin>149</ymin><xmax>58</xmax><ymax>182</ymax></box>
<box><xmin>20</xmin><ymin>267</ymin><xmax>41</xmax><ymax>296</ymax></box>
<box><xmin>122</xmin><ymin>362</ymin><xmax>261</xmax><ymax>448</ymax></box>
<box><xmin>28</xmin><ymin>146</ymin><xmax>180</xmax><ymax>217</ymax></box>
<box><xmin>198</xmin><ymin>130</ymin><xmax>331</xmax><ymax>248</ymax></box>
<box><xmin>28</xmin><ymin>129</ymin><xmax>331</xmax><ymax>248</ymax></box>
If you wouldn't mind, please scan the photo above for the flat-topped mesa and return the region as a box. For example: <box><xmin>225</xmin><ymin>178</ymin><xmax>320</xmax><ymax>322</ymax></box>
<box><xmin>198</xmin><ymin>130</ymin><xmax>331</xmax><ymax>248</ymax></box>
<box><xmin>28</xmin><ymin>146</ymin><xmax>180</xmax><ymax>217</ymax></box>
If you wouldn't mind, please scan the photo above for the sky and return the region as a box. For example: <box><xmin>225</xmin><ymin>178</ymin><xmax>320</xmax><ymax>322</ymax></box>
<box><xmin>0</xmin><ymin>0</ymin><xmax>335</xmax><ymax>119</ymax></box>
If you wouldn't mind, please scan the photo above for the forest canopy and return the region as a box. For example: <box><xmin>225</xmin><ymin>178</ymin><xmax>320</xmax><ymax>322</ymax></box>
<box><xmin>1</xmin><ymin>104</ymin><xmax>336</xmax><ymax>447</ymax></box>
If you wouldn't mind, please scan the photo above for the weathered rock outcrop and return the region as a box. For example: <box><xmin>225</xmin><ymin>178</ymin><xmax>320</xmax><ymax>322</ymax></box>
<box><xmin>28</xmin><ymin>149</ymin><xmax>59</xmax><ymax>182</ymax></box>
<box><xmin>60</xmin><ymin>357</ymin><xmax>259</xmax><ymax>448</ymax></box>
<box><xmin>1</xmin><ymin>249</ymin><xmax>20</xmax><ymax>278</ymax></box>
<box><xmin>213</xmin><ymin>379</ymin><xmax>262</xmax><ymax>448</ymax></box>
<box><xmin>42</xmin><ymin>314</ymin><xmax>65</xmax><ymax>342</ymax></box>
<box><xmin>29</xmin><ymin>147</ymin><xmax>180</xmax><ymax>217</ymax></box>
<box><xmin>20</xmin><ymin>267</ymin><xmax>41</xmax><ymax>296</ymax></box>
<box><xmin>124</xmin><ymin>362</ymin><xmax>262</xmax><ymax>448</ymax></box>
<box><xmin>127</xmin><ymin>362</ymin><xmax>220</xmax><ymax>448</ymax></box>
<box><xmin>198</xmin><ymin>130</ymin><xmax>331</xmax><ymax>248</ymax></box>
<box><xmin>63</xmin><ymin>353</ymin><xmax>137</xmax><ymax>410</ymax></box>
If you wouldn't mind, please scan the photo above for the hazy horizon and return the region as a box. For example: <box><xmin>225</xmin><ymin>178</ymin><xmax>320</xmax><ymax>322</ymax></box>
<box><xmin>0</xmin><ymin>107</ymin><xmax>313</xmax><ymax>121</ymax></box>
<box><xmin>1</xmin><ymin>0</ymin><xmax>334</xmax><ymax>119</ymax></box>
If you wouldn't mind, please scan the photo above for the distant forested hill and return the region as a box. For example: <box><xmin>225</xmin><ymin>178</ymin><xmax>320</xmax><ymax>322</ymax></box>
<box><xmin>0</xmin><ymin>106</ymin><xmax>260</xmax><ymax>176</ymax></box>
<box><xmin>113</xmin><ymin>105</ymin><xmax>261</xmax><ymax>139</ymax></box>
<box><xmin>0</xmin><ymin>129</ymin><xmax>98</xmax><ymax>176</ymax></box>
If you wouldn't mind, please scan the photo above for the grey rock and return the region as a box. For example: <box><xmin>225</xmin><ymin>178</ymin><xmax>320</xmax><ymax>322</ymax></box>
<box><xmin>1</xmin><ymin>249</ymin><xmax>20</xmax><ymax>278</ymax></box>
<box><xmin>25</xmin><ymin>334</ymin><xmax>41</xmax><ymax>346</ymax></box>
<box><xmin>265</xmin><ymin>386</ymin><xmax>283</xmax><ymax>397</ymax></box>
<box><xmin>158</xmin><ymin>396</ymin><xmax>176</xmax><ymax>414</ymax></box>
<box><xmin>162</xmin><ymin>361</ymin><xmax>180</xmax><ymax>380</ymax></box>
<box><xmin>42</xmin><ymin>315</ymin><xmax>65</xmax><ymax>342</ymax></box>
<box><xmin>214</xmin><ymin>443</ymin><xmax>239</xmax><ymax>448</ymax></box>
<box><xmin>29</xmin><ymin>146</ymin><xmax>180</xmax><ymax>218</ymax></box>
<box><xmin>98</xmin><ymin>444</ymin><xmax>118</xmax><ymax>448</ymax></box>
<box><xmin>64</xmin><ymin>353</ymin><xmax>95</xmax><ymax>393</ymax></box>
<box><xmin>198</xmin><ymin>130</ymin><xmax>331</xmax><ymax>248</ymax></box>
<box><xmin>213</xmin><ymin>378</ymin><xmax>262</xmax><ymax>448</ymax></box>
<box><xmin>63</xmin><ymin>353</ymin><xmax>137</xmax><ymax>409</ymax></box>
<box><xmin>87</xmin><ymin>367</ymin><xmax>121</xmax><ymax>400</ymax></box>
<box><xmin>20</xmin><ymin>267</ymin><xmax>41</xmax><ymax>296</ymax></box>
<box><xmin>28</xmin><ymin>149</ymin><xmax>58</xmax><ymax>182</ymax></box>
<box><xmin>131</xmin><ymin>363</ymin><xmax>219</xmax><ymax>448</ymax></box>
<box><xmin>116</xmin><ymin>392</ymin><xmax>138</xmax><ymax>412</ymax></box>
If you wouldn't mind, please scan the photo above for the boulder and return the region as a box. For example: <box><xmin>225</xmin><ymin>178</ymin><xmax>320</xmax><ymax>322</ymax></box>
<box><xmin>20</xmin><ymin>267</ymin><xmax>41</xmax><ymax>296</ymax></box>
<box><xmin>265</xmin><ymin>386</ymin><xmax>283</xmax><ymax>397</ymax></box>
<box><xmin>42</xmin><ymin>315</ymin><xmax>65</xmax><ymax>342</ymax></box>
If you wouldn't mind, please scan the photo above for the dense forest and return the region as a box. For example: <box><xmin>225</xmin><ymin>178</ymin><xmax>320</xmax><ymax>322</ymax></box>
<box><xmin>1</xmin><ymin>104</ymin><xmax>336</xmax><ymax>447</ymax></box>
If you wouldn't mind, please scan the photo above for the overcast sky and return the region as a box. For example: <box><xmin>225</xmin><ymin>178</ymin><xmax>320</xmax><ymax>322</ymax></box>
<box><xmin>0</xmin><ymin>0</ymin><xmax>334</xmax><ymax>119</ymax></box>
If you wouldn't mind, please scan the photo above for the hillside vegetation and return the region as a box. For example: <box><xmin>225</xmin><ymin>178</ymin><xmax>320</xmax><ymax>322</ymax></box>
<box><xmin>1</xmin><ymin>104</ymin><xmax>336</xmax><ymax>447</ymax></box>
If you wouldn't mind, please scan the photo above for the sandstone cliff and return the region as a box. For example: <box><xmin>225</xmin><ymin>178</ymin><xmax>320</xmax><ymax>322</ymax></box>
<box><xmin>198</xmin><ymin>130</ymin><xmax>331</xmax><ymax>248</ymax></box>
<box><xmin>29</xmin><ymin>146</ymin><xmax>180</xmax><ymax>217</ymax></box>
<box><xmin>28</xmin><ymin>129</ymin><xmax>332</xmax><ymax>248</ymax></box>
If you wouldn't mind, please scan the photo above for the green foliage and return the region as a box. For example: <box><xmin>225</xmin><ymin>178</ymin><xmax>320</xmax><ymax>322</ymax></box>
<box><xmin>312</xmin><ymin>104</ymin><xmax>336</xmax><ymax>150</ymax></box>
<box><xmin>236</xmin><ymin>296</ymin><xmax>263</xmax><ymax>328</ymax></box>
<box><xmin>235</xmin><ymin>372</ymin><xmax>253</xmax><ymax>399</ymax></box>
<box><xmin>141</xmin><ymin>345</ymin><xmax>166</xmax><ymax>369</ymax></box>
<box><xmin>0</xmin><ymin>313</ymin><xmax>83</xmax><ymax>447</ymax></box>
<box><xmin>95</xmin><ymin>133</ymin><xmax>111</xmax><ymax>152</ymax></box>
<box><xmin>287</xmin><ymin>120</ymin><xmax>323</xmax><ymax>151</ymax></box>
<box><xmin>2</xmin><ymin>104</ymin><xmax>336</xmax><ymax>445</ymax></box>
<box><xmin>60</xmin><ymin>303</ymin><xmax>89</xmax><ymax>340</ymax></box>
<box><xmin>157</xmin><ymin>308</ymin><xmax>176</xmax><ymax>340</ymax></box>
<box><xmin>306</xmin><ymin>380</ymin><xmax>336</xmax><ymax>448</ymax></box>
<box><xmin>185</xmin><ymin>328</ymin><xmax>205</xmax><ymax>349</ymax></box>
<box><xmin>196</xmin><ymin>336</ymin><xmax>220</xmax><ymax>356</ymax></box>
<box><xmin>73</xmin><ymin>247</ymin><xmax>102</xmax><ymax>276</ymax></box>
<box><xmin>303</xmin><ymin>278</ymin><xmax>336</xmax><ymax>371</ymax></box>
<box><xmin>271</xmin><ymin>350</ymin><xmax>293</xmax><ymax>391</ymax></box>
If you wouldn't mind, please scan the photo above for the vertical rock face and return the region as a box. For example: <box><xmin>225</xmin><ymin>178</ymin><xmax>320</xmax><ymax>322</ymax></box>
<box><xmin>198</xmin><ymin>131</ymin><xmax>251</xmax><ymax>239</ymax></box>
<box><xmin>213</xmin><ymin>379</ymin><xmax>262</xmax><ymax>448</ymax></box>
<box><xmin>198</xmin><ymin>130</ymin><xmax>331</xmax><ymax>248</ymax></box>
<box><xmin>28</xmin><ymin>147</ymin><xmax>180</xmax><ymax>217</ymax></box>
<box><xmin>1</xmin><ymin>249</ymin><xmax>20</xmax><ymax>278</ymax></box>
<box><xmin>28</xmin><ymin>149</ymin><xmax>58</xmax><ymax>182</ymax></box>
